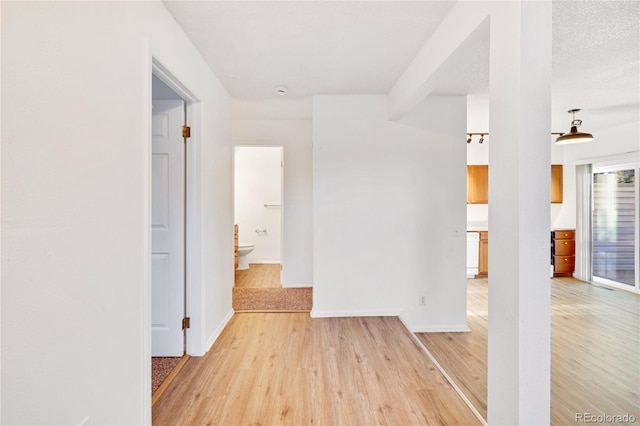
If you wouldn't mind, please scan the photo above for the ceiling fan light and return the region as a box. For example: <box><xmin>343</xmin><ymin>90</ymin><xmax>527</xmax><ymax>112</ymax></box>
<box><xmin>555</xmin><ymin>126</ymin><xmax>594</xmax><ymax>144</ymax></box>
<box><xmin>555</xmin><ymin>109</ymin><xmax>594</xmax><ymax>145</ymax></box>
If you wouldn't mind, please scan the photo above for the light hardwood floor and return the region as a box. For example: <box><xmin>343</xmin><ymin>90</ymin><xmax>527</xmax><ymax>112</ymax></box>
<box><xmin>235</xmin><ymin>264</ymin><xmax>282</xmax><ymax>288</ymax></box>
<box><xmin>153</xmin><ymin>314</ymin><xmax>481</xmax><ymax>425</ymax></box>
<box><xmin>418</xmin><ymin>277</ymin><xmax>640</xmax><ymax>425</ymax></box>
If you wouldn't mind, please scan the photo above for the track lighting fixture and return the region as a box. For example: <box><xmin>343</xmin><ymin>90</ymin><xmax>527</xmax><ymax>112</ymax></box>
<box><xmin>555</xmin><ymin>109</ymin><xmax>594</xmax><ymax>144</ymax></box>
<box><xmin>466</xmin><ymin>132</ymin><xmax>568</xmax><ymax>144</ymax></box>
<box><xmin>466</xmin><ymin>133</ymin><xmax>487</xmax><ymax>144</ymax></box>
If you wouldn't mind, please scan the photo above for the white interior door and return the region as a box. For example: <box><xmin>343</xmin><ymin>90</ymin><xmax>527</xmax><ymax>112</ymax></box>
<box><xmin>152</xmin><ymin>100</ymin><xmax>185</xmax><ymax>356</ymax></box>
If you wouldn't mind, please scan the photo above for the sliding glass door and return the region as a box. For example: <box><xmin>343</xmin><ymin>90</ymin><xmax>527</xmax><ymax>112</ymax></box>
<box><xmin>592</xmin><ymin>164</ymin><xmax>639</xmax><ymax>291</ymax></box>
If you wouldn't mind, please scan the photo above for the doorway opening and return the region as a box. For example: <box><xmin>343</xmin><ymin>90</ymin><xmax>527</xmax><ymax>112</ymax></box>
<box><xmin>149</xmin><ymin>63</ymin><xmax>199</xmax><ymax>405</ymax></box>
<box><xmin>233</xmin><ymin>146</ymin><xmax>283</xmax><ymax>289</ymax></box>
<box><xmin>231</xmin><ymin>146</ymin><xmax>312</xmax><ymax>312</ymax></box>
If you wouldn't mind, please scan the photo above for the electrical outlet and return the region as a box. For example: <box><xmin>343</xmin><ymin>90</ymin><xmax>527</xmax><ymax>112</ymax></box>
<box><xmin>419</xmin><ymin>296</ymin><xmax>426</xmax><ymax>306</ymax></box>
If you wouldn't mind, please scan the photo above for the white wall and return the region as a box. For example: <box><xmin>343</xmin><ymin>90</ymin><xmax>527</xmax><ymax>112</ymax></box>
<box><xmin>1</xmin><ymin>2</ymin><xmax>232</xmax><ymax>425</ymax></box>
<box><xmin>312</xmin><ymin>95</ymin><xmax>468</xmax><ymax>331</ymax></box>
<box><xmin>234</xmin><ymin>147</ymin><xmax>283</xmax><ymax>264</ymax></box>
<box><xmin>232</xmin><ymin>105</ymin><xmax>313</xmax><ymax>288</ymax></box>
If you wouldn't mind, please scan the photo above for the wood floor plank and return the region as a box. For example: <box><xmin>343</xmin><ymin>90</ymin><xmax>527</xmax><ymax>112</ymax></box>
<box><xmin>417</xmin><ymin>277</ymin><xmax>640</xmax><ymax>425</ymax></box>
<box><xmin>151</xmin><ymin>355</ymin><xmax>191</xmax><ymax>407</ymax></box>
<box><xmin>234</xmin><ymin>263</ymin><xmax>282</xmax><ymax>288</ymax></box>
<box><xmin>153</xmin><ymin>313</ymin><xmax>481</xmax><ymax>425</ymax></box>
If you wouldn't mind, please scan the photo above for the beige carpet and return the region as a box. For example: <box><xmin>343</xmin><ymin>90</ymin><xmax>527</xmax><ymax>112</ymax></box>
<box><xmin>152</xmin><ymin>357</ymin><xmax>181</xmax><ymax>394</ymax></box>
<box><xmin>232</xmin><ymin>287</ymin><xmax>312</xmax><ymax>312</ymax></box>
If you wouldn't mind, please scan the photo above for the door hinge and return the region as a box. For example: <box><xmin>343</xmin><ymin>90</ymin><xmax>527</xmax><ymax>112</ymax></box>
<box><xmin>182</xmin><ymin>125</ymin><xmax>191</xmax><ymax>138</ymax></box>
<box><xmin>182</xmin><ymin>317</ymin><xmax>191</xmax><ymax>330</ymax></box>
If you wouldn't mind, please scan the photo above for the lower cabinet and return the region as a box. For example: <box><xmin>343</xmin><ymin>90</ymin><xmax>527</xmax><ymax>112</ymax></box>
<box><xmin>552</xmin><ymin>230</ymin><xmax>575</xmax><ymax>277</ymax></box>
<box><xmin>477</xmin><ymin>231</ymin><xmax>488</xmax><ymax>278</ymax></box>
<box><xmin>474</xmin><ymin>229</ymin><xmax>575</xmax><ymax>278</ymax></box>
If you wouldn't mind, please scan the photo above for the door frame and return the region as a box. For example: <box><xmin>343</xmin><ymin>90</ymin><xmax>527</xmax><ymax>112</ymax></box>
<box><xmin>151</xmin><ymin>58</ymin><xmax>204</xmax><ymax>356</ymax></box>
<box><xmin>143</xmin><ymin>56</ymin><xmax>204</xmax><ymax>420</ymax></box>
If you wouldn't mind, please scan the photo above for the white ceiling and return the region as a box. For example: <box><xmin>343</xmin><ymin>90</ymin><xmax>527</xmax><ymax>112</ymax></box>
<box><xmin>163</xmin><ymin>1</ymin><xmax>456</xmax><ymax>98</ymax></box>
<box><xmin>164</xmin><ymin>0</ymin><xmax>639</xmax><ymax>129</ymax></box>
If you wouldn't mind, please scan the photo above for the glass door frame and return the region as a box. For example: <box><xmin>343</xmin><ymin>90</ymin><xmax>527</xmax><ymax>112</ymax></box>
<box><xmin>591</xmin><ymin>161</ymin><xmax>640</xmax><ymax>293</ymax></box>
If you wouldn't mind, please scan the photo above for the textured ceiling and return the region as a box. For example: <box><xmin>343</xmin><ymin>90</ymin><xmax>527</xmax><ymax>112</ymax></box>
<box><xmin>551</xmin><ymin>0</ymin><xmax>639</xmax><ymax>129</ymax></box>
<box><xmin>430</xmin><ymin>0</ymin><xmax>639</xmax><ymax>130</ymax></box>
<box><xmin>164</xmin><ymin>0</ymin><xmax>639</xmax><ymax>129</ymax></box>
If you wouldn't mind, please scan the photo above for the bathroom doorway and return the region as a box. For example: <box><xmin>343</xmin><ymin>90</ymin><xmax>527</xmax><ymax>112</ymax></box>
<box><xmin>234</xmin><ymin>146</ymin><xmax>283</xmax><ymax>289</ymax></box>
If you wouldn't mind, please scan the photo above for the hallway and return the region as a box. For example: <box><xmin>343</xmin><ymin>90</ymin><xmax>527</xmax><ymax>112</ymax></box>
<box><xmin>152</xmin><ymin>313</ymin><xmax>480</xmax><ymax>425</ymax></box>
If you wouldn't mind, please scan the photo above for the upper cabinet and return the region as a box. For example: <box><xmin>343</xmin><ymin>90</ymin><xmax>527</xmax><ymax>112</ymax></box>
<box><xmin>467</xmin><ymin>165</ymin><xmax>489</xmax><ymax>204</ymax></box>
<box><xmin>550</xmin><ymin>164</ymin><xmax>563</xmax><ymax>203</ymax></box>
<box><xmin>467</xmin><ymin>164</ymin><xmax>563</xmax><ymax>204</ymax></box>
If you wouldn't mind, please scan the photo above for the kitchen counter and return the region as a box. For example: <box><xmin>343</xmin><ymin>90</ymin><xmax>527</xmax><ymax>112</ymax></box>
<box><xmin>467</xmin><ymin>226</ymin><xmax>487</xmax><ymax>232</ymax></box>
<box><xmin>467</xmin><ymin>225</ymin><xmax>575</xmax><ymax>232</ymax></box>
<box><xmin>467</xmin><ymin>222</ymin><xmax>488</xmax><ymax>232</ymax></box>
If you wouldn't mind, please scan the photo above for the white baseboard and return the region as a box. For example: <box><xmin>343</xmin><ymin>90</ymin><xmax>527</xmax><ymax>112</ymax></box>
<box><xmin>402</xmin><ymin>322</ymin><xmax>471</xmax><ymax>333</ymax></box>
<box><xmin>310</xmin><ymin>309</ymin><xmax>402</xmax><ymax>318</ymax></box>
<box><xmin>282</xmin><ymin>283</ymin><xmax>313</xmax><ymax>288</ymax></box>
<box><xmin>248</xmin><ymin>260</ymin><xmax>280</xmax><ymax>264</ymax></box>
<box><xmin>203</xmin><ymin>308</ymin><xmax>234</xmax><ymax>354</ymax></box>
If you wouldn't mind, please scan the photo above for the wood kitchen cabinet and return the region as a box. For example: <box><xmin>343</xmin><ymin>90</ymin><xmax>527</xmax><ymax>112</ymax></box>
<box><xmin>552</xmin><ymin>229</ymin><xmax>575</xmax><ymax>277</ymax></box>
<box><xmin>474</xmin><ymin>229</ymin><xmax>574</xmax><ymax>278</ymax></box>
<box><xmin>466</xmin><ymin>164</ymin><xmax>563</xmax><ymax>204</ymax></box>
<box><xmin>551</xmin><ymin>165</ymin><xmax>563</xmax><ymax>203</ymax></box>
<box><xmin>467</xmin><ymin>165</ymin><xmax>489</xmax><ymax>204</ymax></box>
<box><xmin>477</xmin><ymin>231</ymin><xmax>488</xmax><ymax>278</ymax></box>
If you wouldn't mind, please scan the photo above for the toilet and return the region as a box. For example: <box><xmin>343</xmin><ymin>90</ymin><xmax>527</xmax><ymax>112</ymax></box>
<box><xmin>237</xmin><ymin>243</ymin><xmax>255</xmax><ymax>270</ymax></box>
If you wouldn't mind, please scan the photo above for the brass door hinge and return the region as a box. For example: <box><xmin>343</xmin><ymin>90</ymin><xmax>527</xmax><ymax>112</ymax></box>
<box><xmin>182</xmin><ymin>317</ymin><xmax>191</xmax><ymax>330</ymax></box>
<box><xmin>182</xmin><ymin>125</ymin><xmax>191</xmax><ymax>138</ymax></box>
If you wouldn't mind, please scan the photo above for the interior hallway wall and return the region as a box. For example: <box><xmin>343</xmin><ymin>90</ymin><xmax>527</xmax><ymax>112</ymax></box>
<box><xmin>1</xmin><ymin>2</ymin><xmax>232</xmax><ymax>424</ymax></box>
<box><xmin>312</xmin><ymin>95</ymin><xmax>467</xmax><ymax>331</ymax></box>
<box><xmin>232</xmin><ymin>101</ymin><xmax>313</xmax><ymax>287</ymax></box>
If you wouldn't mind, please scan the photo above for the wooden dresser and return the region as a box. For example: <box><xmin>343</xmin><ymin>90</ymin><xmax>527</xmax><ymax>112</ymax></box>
<box><xmin>552</xmin><ymin>229</ymin><xmax>575</xmax><ymax>277</ymax></box>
